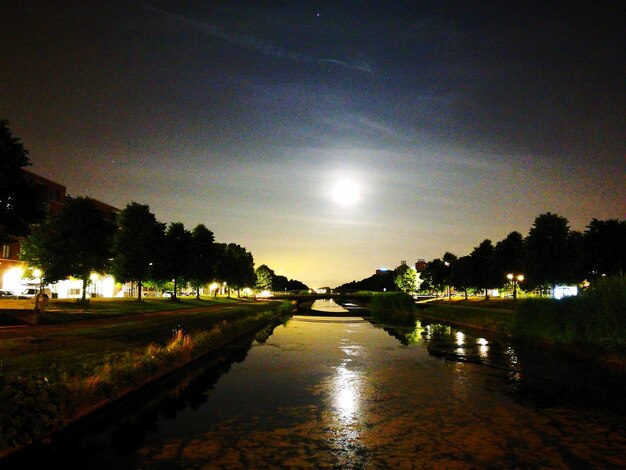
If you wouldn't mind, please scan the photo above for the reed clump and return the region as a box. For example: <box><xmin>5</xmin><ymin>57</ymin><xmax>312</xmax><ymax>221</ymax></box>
<box><xmin>513</xmin><ymin>276</ymin><xmax>626</xmax><ymax>353</ymax></box>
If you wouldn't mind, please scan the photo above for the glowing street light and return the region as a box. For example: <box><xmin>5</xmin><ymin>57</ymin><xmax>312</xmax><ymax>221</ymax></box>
<box><xmin>507</xmin><ymin>273</ymin><xmax>524</xmax><ymax>301</ymax></box>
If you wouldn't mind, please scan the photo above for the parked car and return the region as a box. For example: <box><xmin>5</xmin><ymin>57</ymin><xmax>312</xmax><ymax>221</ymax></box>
<box><xmin>18</xmin><ymin>288</ymin><xmax>38</xmax><ymax>299</ymax></box>
<box><xmin>0</xmin><ymin>290</ymin><xmax>17</xmax><ymax>299</ymax></box>
<box><xmin>162</xmin><ymin>291</ymin><xmax>174</xmax><ymax>298</ymax></box>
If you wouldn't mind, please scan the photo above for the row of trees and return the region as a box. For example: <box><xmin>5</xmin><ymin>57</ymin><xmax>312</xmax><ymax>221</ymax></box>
<box><xmin>254</xmin><ymin>264</ymin><xmax>308</xmax><ymax>293</ymax></box>
<box><xmin>21</xmin><ymin>199</ymin><xmax>257</xmax><ymax>302</ymax></box>
<box><xmin>336</xmin><ymin>212</ymin><xmax>624</xmax><ymax>299</ymax></box>
<box><xmin>2</xmin><ymin>120</ymin><xmax>311</xmax><ymax>301</ymax></box>
<box><xmin>336</xmin><ymin>263</ymin><xmax>416</xmax><ymax>293</ymax></box>
<box><xmin>420</xmin><ymin>213</ymin><xmax>625</xmax><ymax>299</ymax></box>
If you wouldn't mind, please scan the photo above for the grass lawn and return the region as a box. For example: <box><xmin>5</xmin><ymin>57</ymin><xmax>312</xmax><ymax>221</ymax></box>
<box><xmin>0</xmin><ymin>295</ymin><xmax>254</xmax><ymax>324</ymax></box>
<box><xmin>0</xmin><ymin>299</ymin><xmax>291</xmax><ymax>453</ymax></box>
<box><xmin>0</xmin><ymin>299</ymin><xmax>279</xmax><ymax>373</ymax></box>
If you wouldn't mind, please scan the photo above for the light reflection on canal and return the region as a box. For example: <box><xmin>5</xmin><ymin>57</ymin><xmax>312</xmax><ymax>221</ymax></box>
<box><xmin>17</xmin><ymin>308</ymin><xmax>626</xmax><ymax>469</ymax></box>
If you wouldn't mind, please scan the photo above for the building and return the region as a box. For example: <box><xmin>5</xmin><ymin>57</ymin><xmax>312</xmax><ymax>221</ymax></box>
<box><xmin>0</xmin><ymin>170</ymin><xmax>120</xmax><ymax>298</ymax></box>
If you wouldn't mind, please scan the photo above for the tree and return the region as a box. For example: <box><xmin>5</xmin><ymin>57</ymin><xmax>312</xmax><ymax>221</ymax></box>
<box><xmin>492</xmin><ymin>231</ymin><xmax>525</xmax><ymax>287</ymax></box>
<box><xmin>273</xmin><ymin>274</ymin><xmax>289</xmax><ymax>292</ymax></box>
<box><xmin>442</xmin><ymin>252</ymin><xmax>457</xmax><ymax>299</ymax></box>
<box><xmin>336</xmin><ymin>270</ymin><xmax>396</xmax><ymax>292</ymax></box>
<box><xmin>394</xmin><ymin>263</ymin><xmax>417</xmax><ymax>294</ymax></box>
<box><xmin>159</xmin><ymin>222</ymin><xmax>192</xmax><ymax>300</ymax></box>
<box><xmin>188</xmin><ymin>224</ymin><xmax>215</xmax><ymax>299</ymax></box>
<box><xmin>110</xmin><ymin>202</ymin><xmax>165</xmax><ymax>300</ymax></box>
<box><xmin>0</xmin><ymin>120</ymin><xmax>45</xmax><ymax>243</ymax></box>
<box><xmin>285</xmin><ymin>278</ymin><xmax>309</xmax><ymax>291</ymax></box>
<box><xmin>421</xmin><ymin>253</ymin><xmax>456</xmax><ymax>297</ymax></box>
<box><xmin>422</xmin><ymin>259</ymin><xmax>446</xmax><ymax>294</ymax></box>
<box><xmin>524</xmin><ymin>212</ymin><xmax>571</xmax><ymax>292</ymax></box>
<box><xmin>468</xmin><ymin>239</ymin><xmax>495</xmax><ymax>299</ymax></box>
<box><xmin>21</xmin><ymin>197</ymin><xmax>115</xmax><ymax>302</ymax></box>
<box><xmin>218</xmin><ymin>243</ymin><xmax>255</xmax><ymax>297</ymax></box>
<box><xmin>582</xmin><ymin>219</ymin><xmax>626</xmax><ymax>279</ymax></box>
<box><xmin>255</xmin><ymin>264</ymin><xmax>274</xmax><ymax>292</ymax></box>
<box><xmin>450</xmin><ymin>255</ymin><xmax>473</xmax><ymax>299</ymax></box>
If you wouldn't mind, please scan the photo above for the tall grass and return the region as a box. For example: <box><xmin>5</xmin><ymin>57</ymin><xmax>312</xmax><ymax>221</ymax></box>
<box><xmin>513</xmin><ymin>276</ymin><xmax>626</xmax><ymax>353</ymax></box>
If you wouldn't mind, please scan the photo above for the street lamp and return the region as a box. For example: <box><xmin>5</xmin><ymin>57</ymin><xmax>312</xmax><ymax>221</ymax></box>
<box><xmin>507</xmin><ymin>273</ymin><xmax>524</xmax><ymax>301</ymax></box>
<box><xmin>444</xmin><ymin>261</ymin><xmax>451</xmax><ymax>300</ymax></box>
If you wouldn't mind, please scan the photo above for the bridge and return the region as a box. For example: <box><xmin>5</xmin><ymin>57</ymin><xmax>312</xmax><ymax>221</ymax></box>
<box><xmin>260</xmin><ymin>291</ymin><xmax>373</xmax><ymax>315</ymax></box>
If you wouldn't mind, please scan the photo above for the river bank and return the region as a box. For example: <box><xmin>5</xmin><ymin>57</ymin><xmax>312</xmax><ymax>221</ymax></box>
<box><xmin>0</xmin><ymin>299</ymin><xmax>293</xmax><ymax>459</ymax></box>
<box><xmin>418</xmin><ymin>299</ymin><xmax>626</xmax><ymax>375</ymax></box>
<box><xmin>8</xmin><ymin>305</ymin><xmax>624</xmax><ymax>469</ymax></box>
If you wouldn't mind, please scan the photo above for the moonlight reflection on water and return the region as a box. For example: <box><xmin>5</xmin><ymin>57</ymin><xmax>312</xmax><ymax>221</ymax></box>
<box><xmin>21</xmin><ymin>309</ymin><xmax>625</xmax><ymax>469</ymax></box>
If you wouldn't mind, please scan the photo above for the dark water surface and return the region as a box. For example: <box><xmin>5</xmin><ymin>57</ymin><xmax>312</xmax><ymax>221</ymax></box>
<box><xmin>12</xmin><ymin>309</ymin><xmax>626</xmax><ymax>469</ymax></box>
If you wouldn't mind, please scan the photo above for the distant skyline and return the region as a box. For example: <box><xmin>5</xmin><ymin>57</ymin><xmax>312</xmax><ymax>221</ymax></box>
<box><xmin>2</xmin><ymin>1</ymin><xmax>624</xmax><ymax>287</ymax></box>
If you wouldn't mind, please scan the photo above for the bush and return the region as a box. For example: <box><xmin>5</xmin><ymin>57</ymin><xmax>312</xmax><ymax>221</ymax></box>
<box><xmin>0</xmin><ymin>374</ymin><xmax>72</xmax><ymax>449</ymax></box>
<box><xmin>369</xmin><ymin>292</ymin><xmax>416</xmax><ymax>325</ymax></box>
<box><xmin>513</xmin><ymin>276</ymin><xmax>626</xmax><ymax>353</ymax></box>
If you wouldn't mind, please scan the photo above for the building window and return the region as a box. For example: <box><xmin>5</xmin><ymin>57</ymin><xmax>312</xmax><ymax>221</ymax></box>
<box><xmin>1</xmin><ymin>244</ymin><xmax>9</xmax><ymax>259</ymax></box>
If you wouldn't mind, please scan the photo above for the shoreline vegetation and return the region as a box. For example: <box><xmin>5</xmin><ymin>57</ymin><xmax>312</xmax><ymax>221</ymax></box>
<box><xmin>369</xmin><ymin>277</ymin><xmax>625</xmax><ymax>371</ymax></box>
<box><xmin>0</xmin><ymin>298</ymin><xmax>293</xmax><ymax>457</ymax></box>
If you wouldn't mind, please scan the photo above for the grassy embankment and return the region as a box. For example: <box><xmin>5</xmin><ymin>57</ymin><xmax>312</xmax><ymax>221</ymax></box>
<box><xmin>512</xmin><ymin>276</ymin><xmax>625</xmax><ymax>355</ymax></box>
<box><xmin>0</xmin><ymin>297</ymin><xmax>293</xmax><ymax>454</ymax></box>
<box><xmin>372</xmin><ymin>277</ymin><xmax>626</xmax><ymax>356</ymax></box>
<box><xmin>0</xmin><ymin>295</ymin><xmax>248</xmax><ymax>324</ymax></box>
<box><xmin>369</xmin><ymin>292</ymin><xmax>516</xmax><ymax>331</ymax></box>
<box><xmin>421</xmin><ymin>298</ymin><xmax>517</xmax><ymax>333</ymax></box>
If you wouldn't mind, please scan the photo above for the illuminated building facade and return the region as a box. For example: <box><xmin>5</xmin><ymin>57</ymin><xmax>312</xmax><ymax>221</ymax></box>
<box><xmin>0</xmin><ymin>171</ymin><xmax>120</xmax><ymax>298</ymax></box>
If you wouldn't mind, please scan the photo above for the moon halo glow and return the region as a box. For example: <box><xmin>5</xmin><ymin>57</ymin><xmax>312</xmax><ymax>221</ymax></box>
<box><xmin>332</xmin><ymin>179</ymin><xmax>360</xmax><ymax>206</ymax></box>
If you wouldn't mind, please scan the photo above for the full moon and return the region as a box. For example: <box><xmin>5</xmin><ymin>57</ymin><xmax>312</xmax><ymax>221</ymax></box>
<box><xmin>332</xmin><ymin>179</ymin><xmax>360</xmax><ymax>206</ymax></box>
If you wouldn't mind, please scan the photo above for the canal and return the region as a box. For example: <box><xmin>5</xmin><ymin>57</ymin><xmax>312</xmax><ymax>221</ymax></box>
<box><xmin>12</xmin><ymin>301</ymin><xmax>626</xmax><ymax>468</ymax></box>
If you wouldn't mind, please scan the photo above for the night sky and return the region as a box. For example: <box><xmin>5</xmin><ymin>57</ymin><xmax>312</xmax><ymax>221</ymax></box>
<box><xmin>2</xmin><ymin>1</ymin><xmax>624</xmax><ymax>287</ymax></box>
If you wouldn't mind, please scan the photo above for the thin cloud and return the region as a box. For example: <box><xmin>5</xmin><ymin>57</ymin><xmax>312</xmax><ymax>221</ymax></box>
<box><xmin>141</xmin><ymin>2</ymin><xmax>374</xmax><ymax>75</ymax></box>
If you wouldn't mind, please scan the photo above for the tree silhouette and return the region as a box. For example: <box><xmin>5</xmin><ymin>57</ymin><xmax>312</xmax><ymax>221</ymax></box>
<box><xmin>217</xmin><ymin>243</ymin><xmax>254</xmax><ymax>297</ymax></box>
<box><xmin>524</xmin><ymin>212</ymin><xmax>571</xmax><ymax>292</ymax></box>
<box><xmin>0</xmin><ymin>120</ymin><xmax>45</xmax><ymax>243</ymax></box>
<box><xmin>450</xmin><ymin>255</ymin><xmax>473</xmax><ymax>299</ymax></box>
<box><xmin>582</xmin><ymin>219</ymin><xmax>626</xmax><ymax>278</ymax></box>
<box><xmin>469</xmin><ymin>239</ymin><xmax>495</xmax><ymax>299</ymax></box>
<box><xmin>160</xmin><ymin>222</ymin><xmax>192</xmax><ymax>300</ymax></box>
<box><xmin>493</xmin><ymin>231</ymin><xmax>525</xmax><ymax>285</ymax></box>
<box><xmin>110</xmin><ymin>202</ymin><xmax>165</xmax><ymax>300</ymax></box>
<box><xmin>188</xmin><ymin>224</ymin><xmax>216</xmax><ymax>299</ymax></box>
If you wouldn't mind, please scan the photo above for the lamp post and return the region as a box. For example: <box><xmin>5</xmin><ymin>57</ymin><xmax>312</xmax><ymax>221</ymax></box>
<box><xmin>444</xmin><ymin>261</ymin><xmax>451</xmax><ymax>300</ymax></box>
<box><xmin>507</xmin><ymin>273</ymin><xmax>524</xmax><ymax>301</ymax></box>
